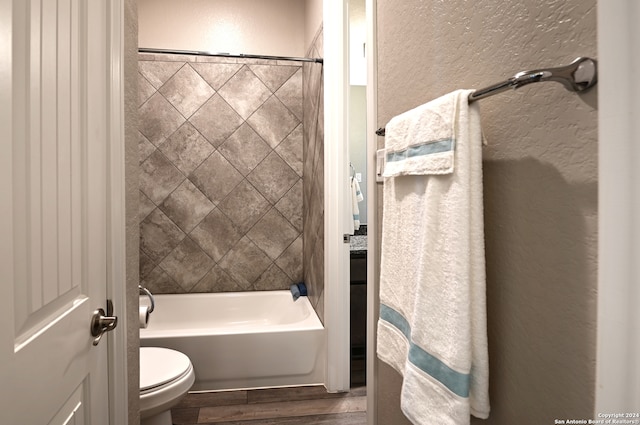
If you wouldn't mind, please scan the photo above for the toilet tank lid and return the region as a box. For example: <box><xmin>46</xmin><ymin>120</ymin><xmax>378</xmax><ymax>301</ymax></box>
<box><xmin>140</xmin><ymin>347</ymin><xmax>192</xmax><ymax>391</ymax></box>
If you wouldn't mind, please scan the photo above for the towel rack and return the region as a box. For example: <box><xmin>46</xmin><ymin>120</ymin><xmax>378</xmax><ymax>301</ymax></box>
<box><xmin>375</xmin><ymin>57</ymin><xmax>597</xmax><ymax>136</ymax></box>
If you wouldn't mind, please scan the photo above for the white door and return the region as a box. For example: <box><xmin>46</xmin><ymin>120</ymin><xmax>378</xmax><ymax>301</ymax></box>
<box><xmin>0</xmin><ymin>0</ymin><xmax>123</xmax><ymax>424</ymax></box>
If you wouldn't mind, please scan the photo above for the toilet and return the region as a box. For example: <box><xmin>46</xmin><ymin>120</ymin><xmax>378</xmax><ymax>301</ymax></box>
<box><xmin>140</xmin><ymin>347</ymin><xmax>195</xmax><ymax>425</ymax></box>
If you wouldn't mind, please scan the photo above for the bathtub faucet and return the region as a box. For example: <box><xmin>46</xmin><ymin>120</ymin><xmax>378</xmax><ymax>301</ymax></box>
<box><xmin>139</xmin><ymin>285</ymin><xmax>155</xmax><ymax>313</ymax></box>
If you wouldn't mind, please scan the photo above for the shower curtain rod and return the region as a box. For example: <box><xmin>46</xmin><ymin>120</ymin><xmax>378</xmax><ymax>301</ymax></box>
<box><xmin>139</xmin><ymin>48</ymin><xmax>323</xmax><ymax>64</ymax></box>
<box><xmin>375</xmin><ymin>57</ymin><xmax>597</xmax><ymax>136</ymax></box>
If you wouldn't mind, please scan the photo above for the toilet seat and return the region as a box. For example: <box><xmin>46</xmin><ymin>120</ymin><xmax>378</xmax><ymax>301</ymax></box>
<box><xmin>140</xmin><ymin>347</ymin><xmax>193</xmax><ymax>392</ymax></box>
<box><xmin>140</xmin><ymin>347</ymin><xmax>195</xmax><ymax>420</ymax></box>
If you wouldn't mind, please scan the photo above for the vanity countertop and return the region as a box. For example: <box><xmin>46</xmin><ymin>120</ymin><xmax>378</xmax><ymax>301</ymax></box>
<box><xmin>350</xmin><ymin>235</ymin><xmax>367</xmax><ymax>253</ymax></box>
<box><xmin>350</xmin><ymin>225</ymin><xmax>367</xmax><ymax>256</ymax></box>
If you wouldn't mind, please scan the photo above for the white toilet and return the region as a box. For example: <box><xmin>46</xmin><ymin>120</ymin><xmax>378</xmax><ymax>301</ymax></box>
<box><xmin>140</xmin><ymin>347</ymin><xmax>195</xmax><ymax>425</ymax></box>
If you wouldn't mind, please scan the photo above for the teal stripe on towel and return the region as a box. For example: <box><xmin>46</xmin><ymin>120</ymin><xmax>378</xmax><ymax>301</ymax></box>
<box><xmin>379</xmin><ymin>304</ymin><xmax>470</xmax><ymax>398</ymax></box>
<box><xmin>385</xmin><ymin>138</ymin><xmax>454</xmax><ymax>163</ymax></box>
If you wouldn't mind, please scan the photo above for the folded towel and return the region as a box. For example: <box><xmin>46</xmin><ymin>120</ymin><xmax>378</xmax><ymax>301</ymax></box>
<box><xmin>290</xmin><ymin>282</ymin><xmax>307</xmax><ymax>301</ymax></box>
<box><xmin>350</xmin><ymin>176</ymin><xmax>364</xmax><ymax>232</ymax></box>
<box><xmin>377</xmin><ymin>89</ymin><xmax>490</xmax><ymax>424</ymax></box>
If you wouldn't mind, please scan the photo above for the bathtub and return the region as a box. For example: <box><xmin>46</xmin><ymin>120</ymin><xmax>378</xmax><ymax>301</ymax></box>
<box><xmin>139</xmin><ymin>291</ymin><xmax>326</xmax><ymax>391</ymax></box>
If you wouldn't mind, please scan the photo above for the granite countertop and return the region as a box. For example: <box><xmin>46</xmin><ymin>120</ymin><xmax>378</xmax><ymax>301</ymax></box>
<box><xmin>350</xmin><ymin>235</ymin><xmax>367</xmax><ymax>253</ymax></box>
<box><xmin>350</xmin><ymin>225</ymin><xmax>367</xmax><ymax>256</ymax></box>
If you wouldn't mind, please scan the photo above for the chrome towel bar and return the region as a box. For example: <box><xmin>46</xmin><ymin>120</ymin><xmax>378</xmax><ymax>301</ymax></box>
<box><xmin>375</xmin><ymin>57</ymin><xmax>597</xmax><ymax>136</ymax></box>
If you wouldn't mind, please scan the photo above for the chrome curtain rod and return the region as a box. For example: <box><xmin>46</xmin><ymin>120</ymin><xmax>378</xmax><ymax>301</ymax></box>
<box><xmin>139</xmin><ymin>47</ymin><xmax>324</xmax><ymax>64</ymax></box>
<box><xmin>375</xmin><ymin>57</ymin><xmax>597</xmax><ymax>136</ymax></box>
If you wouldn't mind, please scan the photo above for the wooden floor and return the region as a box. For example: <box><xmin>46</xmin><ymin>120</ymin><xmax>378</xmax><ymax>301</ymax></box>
<box><xmin>171</xmin><ymin>385</ymin><xmax>367</xmax><ymax>425</ymax></box>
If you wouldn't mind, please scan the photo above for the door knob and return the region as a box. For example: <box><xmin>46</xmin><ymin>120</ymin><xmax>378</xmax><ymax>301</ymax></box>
<box><xmin>90</xmin><ymin>299</ymin><xmax>118</xmax><ymax>346</ymax></box>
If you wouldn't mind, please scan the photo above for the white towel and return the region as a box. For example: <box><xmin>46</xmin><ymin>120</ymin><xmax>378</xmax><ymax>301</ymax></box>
<box><xmin>377</xmin><ymin>89</ymin><xmax>489</xmax><ymax>424</ymax></box>
<box><xmin>350</xmin><ymin>176</ymin><xmax>364</xmax><ymax>232</ymax></box>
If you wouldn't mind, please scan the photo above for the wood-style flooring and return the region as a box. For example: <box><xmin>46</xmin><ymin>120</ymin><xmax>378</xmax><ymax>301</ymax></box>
<box><xmin>171</xmin><ymin>385</ymin><xmax>367</xmax><ymax>425</ymax></box>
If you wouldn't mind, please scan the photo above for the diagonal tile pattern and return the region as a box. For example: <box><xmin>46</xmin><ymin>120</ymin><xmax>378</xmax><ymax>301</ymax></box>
<box><xmin>189</xmin><ymin>94</ymin><xmax>244</xmax><ymax>148</ymax></box>
<box><xmin>138</xmin><ymin>52</ymin><xmax>316</xmax><ymax>296</ymax></box>
<box><xmin>138</xmin><ymin>93</ymin><xmax>186</xmax><ymax>145</ymax></box>
<box><xmin>247</xmin><ymin>96</ymin><xmax>300</xmax><ymax>148</ymax></box>
<box><xmin>159</xmin><ymin>64</ymin><xmax>214</xmax><ymax>118</ymax></box>
<box><xmin>158</xmin><ymin>122</ymin><xmax>215</xmax><ymax>176</ymax></box>
<box><xmin>303</xmin><ymin>28</ymin><xmax>326</xmax><ymax>323</ymax></box>
<box><xmin>217</xmin><ymin>66</ymin><xmax>272</xmax><ymax>120</ymax></box>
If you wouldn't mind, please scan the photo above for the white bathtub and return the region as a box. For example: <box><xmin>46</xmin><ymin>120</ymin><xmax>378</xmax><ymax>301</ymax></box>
<box><xmin>139</xmin><ymin>291</ymin><xmax>326</xmax><ymax>391</ymax></box>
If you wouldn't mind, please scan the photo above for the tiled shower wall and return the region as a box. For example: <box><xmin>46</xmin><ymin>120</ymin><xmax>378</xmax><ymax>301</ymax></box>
<box><xmin>137</xmin><ymin>53</ymin><xmax>306</xmax><ymax>294</ymax></box>
<box><xmin>303</xmin><ymin>28</ymin><xmax>325</xmax><ymax>323</ymax></box>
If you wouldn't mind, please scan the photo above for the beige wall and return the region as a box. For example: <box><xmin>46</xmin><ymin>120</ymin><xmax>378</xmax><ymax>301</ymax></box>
<box><xmin>138</xmin><ymin>0</ymin><xmax>306</xmax><ymax>57</ymax></box>
<box><xmin>304</xmin><ymin>0</ymin><xmax>323</xmax><ymax>54</ymax></box>
<box><xmin>375</xmin><ymin>1</ymin><xmax>598</xmax><ymax>423</ymax></box>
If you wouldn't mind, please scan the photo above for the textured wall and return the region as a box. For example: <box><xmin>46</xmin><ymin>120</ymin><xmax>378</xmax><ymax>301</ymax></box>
<box><xmin>304</xmin><ymin>0</ymin><xmax>323</xmax><ymax>56</ymax></box>
<box><xmin>303</xmin><ymin>27</ymin><xmax>325</xmax><ymax>323</ymax></box>
<box><xmin>138</xmin><ymin>0</ymin><xmax>305</xmax><ymax>57</ymax></box>
<box><xmin>124</xmin><ymin>0</ymin><xmax>139</xmax><ymax>423</ymax></box>
<box><xmin>375</xmin><ymin>0</ymin><xmax>598</xmax><ymax>423</ymax></box>
<box><xmin>138</xmin><ymin>53</ymin><xmax>304</xmax><ymax>294</ymax></box>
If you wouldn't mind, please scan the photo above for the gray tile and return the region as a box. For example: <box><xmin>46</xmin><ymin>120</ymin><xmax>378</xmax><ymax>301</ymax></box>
<box><xmin>190</xmin><ymin>208</ymin><xmax>243</xmax><ymax>262</ymax></box>
<box><xmin>141</xmin><ymin>266</ymin><xmax>184</xmax><ymax>294</ymax></box>
<box><xmin>138</xmin><ymin>92</ymin><xmax>186</xmax><ymax>145</ymax></box>
<box><xmin>138</xmin><ymin>190</ymin><xmax>156</xmax><ymax>223</ymax></box>
<box><xmin>138</xmin><ymin>60</ymin><xmax>183</xmax><ymax>89</ymax></box>
<box><xmin>310</xmin><ymin>182</ymin><xmax>325</xmax><ymax>234</ymax></box>
<box><xmin>191</xmin><ymin>62</ymin><xmax>242</xmax><ymax>90</ymax></box>
<box><xmin>247</xmin><ymin>208</ymin><xmax>299</xmax><ymax>260</ymax></box>
<box><xmin>146</xmin><ymin>53</ymin><xmax>196</xmax><ymax>63</ymax></box>
<box><xmin>139</xmin><ymin>150</ymin><xmax>185</xmax><ymax>205</ymax></box>
<box><xmin>275</xmin><ymin>235</ymin><xmax>303</xmax><ymax>282</ymax></box>
<box><xmin>191</xmin><ymin>265</ymin><xmax>244</xmax><ymax>293</ymax></box>
<box><xmin>275</xmin><ymin>179</ymin><xmax>303</xmax><ymax>232</ymax></box>
<box><xmin>314</xmin><ymin>287</ymin><xmax>325</xmax><ymax>325</ymax></box>
<box><xmin>218</xmin><ymin>236</ymin><xmax>272</xmax><ymax>288</ymax></box>
<box><xmin>159</xmin><ymin>64</ymin><xmax>214</xmax><ymax>118</ymax></box>
<box><xmin>194</xmin><ymin>56</ymin><xmax>238</xmax><ymax>64</ymax></box>
<box><xmin>138</xmin><ymin>131</ymin><xmax>156</xmax><ymax>164</ymax></box>
<box><xmin>218</xmin><ymin>123</ymin><xmax>272</xmax><ymax>176</ymax></box>
<box><xmin>139</xmin><ymin>249</ymin><xmax>156</xmax><ymax>281</ymax></box>
<box><xmin>217</xmin><ymin>180</ymin><xmax>270</xmax><ymax>234</ymax></box>
<box><xmin>159</xmin><ymin>179</ymin><xmax>214</xmax><ymax>233</ymax></box>
<box><xmin>311</xmin><ymin>236</ymin><xmax>324</xmax><ymax>292</ymax></box>
<box><xmin>160</xmin><ymin>237</ymin><xmax>215</xmax><ymax>291</ymax></box>
<box><xmin>158</xmin><ymin>122</ymin><xmax>215</xmax><ymax>175</ymax></box>
<box><xmin>140</xmin><ymin>209</ymin><xmax>186</xmax><ymax>263</ymax></box>
<box><xmin>138</xmin><ymin>72</ymin><xmax>157</xmax><ymax>107</ymax></box>
<box><xmin>247</xmin><ymin>96</ymin><xmax>300</xmax><ymax>149</ymax></box>
<box><xmin>247</xmin><ymin>152</ymin><xmax>299</xmax><ymax>204</ymax></box>
<box><xmin>276</xmin><ymin>124</ymin><xmax>303</xmax><ymax>177</ymax></box>
<box><xmin>303</xmin><ymin>62</ymin><xmax>323</xmax><ymax>114</ymax></box>
<box><xmin>249</xmin><ymin>64</ymin><xmax>299</xmax><ymax>92</ymax></box>
<box><xmin>218</xmin><ymin>66</ymin><xmax>272</xmax><ymax>120</ymax></box>
<box><xmin>252</xmin><ymin>264</ymin><xmax>293</xmax><ymax>291</ymax></box>
<box><xmin>190</xmin><ymin>151</ymin><xmax>244</xmax><ymax>205</ymax></box>
<box><xmin>189</xmin><ymin>94</ymin><xmax>244</xmax><ymax>147</ymax></box>
<box><xmin>276</xmin><ymin>68</ymin><xmax>303</xmax><ymax>121</ymax></box>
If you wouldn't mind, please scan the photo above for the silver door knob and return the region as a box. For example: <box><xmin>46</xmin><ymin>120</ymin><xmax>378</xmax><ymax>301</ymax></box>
<box><xmin>90</xmin><ymin>300</ymin><xmax>118</xmax><ymax>346</ymax></box>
